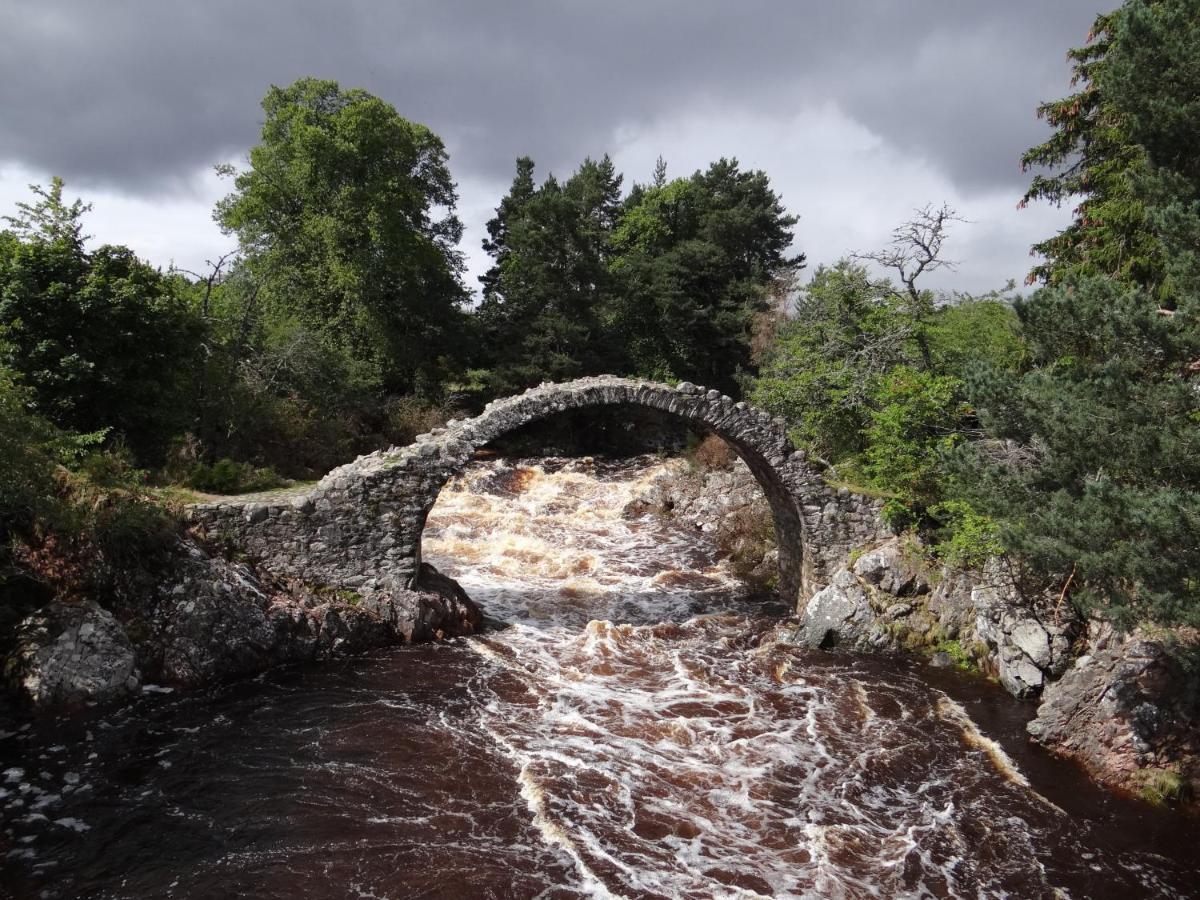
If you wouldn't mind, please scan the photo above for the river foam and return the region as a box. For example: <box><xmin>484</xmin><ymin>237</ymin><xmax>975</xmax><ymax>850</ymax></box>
<box><xmin>0</xmin><ymin>456</ymin><xmax>1194</xmax><ymax>898</ymax></box>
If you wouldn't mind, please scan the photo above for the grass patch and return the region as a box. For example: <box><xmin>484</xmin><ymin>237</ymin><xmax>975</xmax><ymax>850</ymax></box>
<box><xmin>1138</xmin><ymin>769</ymin><xmax>1193</xmax><ymax>806</ymax></box>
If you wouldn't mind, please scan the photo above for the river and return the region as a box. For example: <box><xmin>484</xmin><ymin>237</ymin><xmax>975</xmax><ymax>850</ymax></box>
<box><xmin>1</xmin><ymin>456</ymin><xmax>1196</xmax><ymax>898</ymax></box>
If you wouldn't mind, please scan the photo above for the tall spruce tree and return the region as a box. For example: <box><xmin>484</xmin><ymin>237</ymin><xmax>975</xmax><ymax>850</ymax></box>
<box><xmin>477</xmin><ymin>156</ymin><xmax>623</xmax><ymax>392</ymax></box>
<box><xmin>961</xmin><ymin>0</ymin><xmax>1200</xmax><ymax>627</ymax></box>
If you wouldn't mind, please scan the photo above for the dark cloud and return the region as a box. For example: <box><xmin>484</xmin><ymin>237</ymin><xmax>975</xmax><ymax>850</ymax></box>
<box><xmin>0</xmin><ymin>0</ymin><xmax>1100</xmax><ymax>196</ymax></box>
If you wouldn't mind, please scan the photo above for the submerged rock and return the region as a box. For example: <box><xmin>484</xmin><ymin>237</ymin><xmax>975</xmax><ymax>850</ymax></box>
<box><xmin>5</xmin><ymin>602</ymin><xmax>141</xmax><ymax>708</ymax></box>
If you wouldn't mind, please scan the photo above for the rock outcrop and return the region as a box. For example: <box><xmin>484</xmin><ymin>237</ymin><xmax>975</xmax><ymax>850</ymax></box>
<box><xmin>629</xmin><ymin>454</ymin><xmax>887</xmax><ymax>591</ymax></box>
<box><xmin>121</xmin><ymin>541</ymin><xmax>481</xmax><ymax>688</ymax></box>
<box><xmin>1027</xmin><ymin>623</ymin><xmax>1200</xmax><ymax>797</ymax></box>
<box><xmin>3</xmin><ymin>539</ymin><xmax>481</xmax><ymax>709</ymax></box>
<box><xmin>777</xmin><ymin>540</ymin><xmax>1082</xmax><ymax>696</ymax></box>
<box><xmin>5</xmin><ymin>601</ymin><xmax>141</xmax><ymax>707</ymax></box>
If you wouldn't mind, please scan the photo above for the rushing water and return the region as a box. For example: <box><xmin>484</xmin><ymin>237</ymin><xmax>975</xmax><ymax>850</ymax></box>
<box><xmin>1</xmin><ymin>456</ymin><xmax>1197</xmax><ymax>899</ymax></box>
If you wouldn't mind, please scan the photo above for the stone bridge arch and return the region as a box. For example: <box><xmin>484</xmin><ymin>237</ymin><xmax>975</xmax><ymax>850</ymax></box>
<box><xmin>191</xmin><ymin>377</ymin><xmax>888</xmax><ymax>614</ymax></box>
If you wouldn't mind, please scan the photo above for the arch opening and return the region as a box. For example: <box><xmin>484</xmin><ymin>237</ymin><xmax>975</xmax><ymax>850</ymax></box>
<box><xmin>407</xmin><ymin>378</ymin><xmax>809</xmax><ymax>605</ymax></box>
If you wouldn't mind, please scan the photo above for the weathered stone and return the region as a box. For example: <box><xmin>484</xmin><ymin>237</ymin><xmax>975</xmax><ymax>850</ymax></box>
<box><xmin>189</xmin><ymin>376</ymin><xmax>892</xmax><ymax>612</ymax></box>
<box><xmin>851</xmin><ymin>542</ymin><xmax>927</xmax><ymax>596</ymax></box>
<box><xmin>794</xmin><ymin>570</ymin><xmax>874</xmax><ymax>649</ymax></box>
<box><xmin>5</xmin><ymin>602</ymin><xmax>141</xmax><ymax>708</ymax></box>
<box><xmin>1027</xmin><ymin>624</ymin><xmax>1199</xmax><ymax>796</ymax></box>
<box><xmin>107</xmin><ymin>542</ymin><xmax>479</xmax><ymax>688</ymax></box>
<box><xmin>1010</xmin><ymin>620</ymin><xmax>1052</xmax><ymax>669</ymax></box>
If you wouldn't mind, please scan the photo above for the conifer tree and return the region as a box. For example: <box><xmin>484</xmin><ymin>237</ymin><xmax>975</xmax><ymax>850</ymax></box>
<box><xmin>961</xmin><ymin>0</ymin><xmax>1200</xmax><ymax>627</ymax></box>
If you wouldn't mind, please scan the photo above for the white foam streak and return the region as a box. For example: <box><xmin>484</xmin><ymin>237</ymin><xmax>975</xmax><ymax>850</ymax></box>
<box><xmin>421</xmin><ymin>458</ymin><xmax>1074</xmax><ymax>897</ymax></box>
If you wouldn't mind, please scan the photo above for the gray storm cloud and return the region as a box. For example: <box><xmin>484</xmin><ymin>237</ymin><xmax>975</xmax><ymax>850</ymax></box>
<box><xmin>0</xmin><ymin>0</ymin><xmax>1102</xmax><ymax>291</ymax></box>
<box><xmin>1</xmin><ymin>1</ymin><xmax>1100</xmax><ymax>190</ymax></box>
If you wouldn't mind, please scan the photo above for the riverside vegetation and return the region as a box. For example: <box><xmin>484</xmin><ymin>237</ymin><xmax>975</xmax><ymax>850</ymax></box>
<box><xmin>1</xmin><ymin>0</ymin><xmax>1198</xmax><ymax>802</ymax></box>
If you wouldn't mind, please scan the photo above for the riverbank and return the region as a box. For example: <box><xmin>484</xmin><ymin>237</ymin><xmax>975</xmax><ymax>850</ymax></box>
<box><xmin>3</xmin><ymin>454</ymin><xmax>1197</xmax><ymax>898</ymax></box>
<box><xmin>5</xmin><ymin>449</ymin><xmax>1197</xmax><ymax>811</ymax></box>
<box><xmin>635</xmin><ymin>450</ymin><xmax>1200</xmax><ymax>807</ymax></box>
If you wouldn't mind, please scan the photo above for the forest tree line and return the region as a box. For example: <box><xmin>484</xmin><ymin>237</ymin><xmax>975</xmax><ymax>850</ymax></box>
<box><xmin>1</xmin><ymin>0</ymin><xmax>1197</xmax><ymax>630</ymax></box>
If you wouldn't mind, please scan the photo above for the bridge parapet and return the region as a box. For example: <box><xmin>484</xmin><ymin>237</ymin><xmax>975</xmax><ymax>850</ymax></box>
<box><xmin>189</xmin><ymin>376</ymin><xmax>890</xmax><ymax>611</ymax></box>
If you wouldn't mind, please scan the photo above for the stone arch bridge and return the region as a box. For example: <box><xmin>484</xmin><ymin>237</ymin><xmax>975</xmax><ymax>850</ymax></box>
<box><xmin>191</xmin><ymin>376</ymin><xmax>886</xmax><ymax>611</ymax></box>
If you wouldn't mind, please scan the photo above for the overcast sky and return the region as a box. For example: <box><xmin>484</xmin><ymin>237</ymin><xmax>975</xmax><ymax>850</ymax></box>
<box><xmin>0</xmin><ymin>1</ymin><xmax>1103</xmax><ymax>296</ymax></box>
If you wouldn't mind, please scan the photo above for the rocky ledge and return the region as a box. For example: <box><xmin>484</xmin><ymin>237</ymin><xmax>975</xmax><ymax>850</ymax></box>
<box><xmin>1028</xmin><ymin>623</ymin><xmax>1199</xmax><ymax>799</ymax></box>
<box><xmin>4</xmin><ymin>539</ymin><xmax>480</xmax><ymax>710</ymax></box>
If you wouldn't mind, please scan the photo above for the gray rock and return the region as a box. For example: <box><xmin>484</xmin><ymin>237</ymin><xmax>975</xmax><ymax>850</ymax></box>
<box><xmin>998</xmin><ymin>652</ymin><xmax>1044</xmax><ymax>698</ymax></box>
<box><xmin>796</xmin><ymin>570</ymin><xmax>874</xmax><ymax>649</ymax></box>
<box><xmin>1010</xmin><ymin>620</ymin><xmax>1052</xmax><ymax>669</ymax></box>
<box><xmin>1028</xmin><ymin>623</ymin><xmax>1199</xmax><ymax>793</ymax></box>
<box><xmin>5</xmin><ymin>602</ymin><xmax>141</xmax><ymax>708</ymax></box>
<box><xmin>851</xmin><ymin>541</ymin><xmax>927</xmax><ymax>596</ymax></box>
<box><xmin>116</xmin><ymin>541</ymin><xmax>480</xmax><ymax>688</ymax></box>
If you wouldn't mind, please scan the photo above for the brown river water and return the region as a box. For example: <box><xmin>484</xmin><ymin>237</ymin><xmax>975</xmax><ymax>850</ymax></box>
<box><xmin>1</xmin><ymin>457</ymin><xmax>1197</xmax><ymax>898</ymax></box>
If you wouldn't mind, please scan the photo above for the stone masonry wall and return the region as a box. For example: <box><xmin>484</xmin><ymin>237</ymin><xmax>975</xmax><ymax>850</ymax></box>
<box><xmin>189</xmin><ymin>376</ymin><xmax>886</xmax><ymax>610</ymax></box>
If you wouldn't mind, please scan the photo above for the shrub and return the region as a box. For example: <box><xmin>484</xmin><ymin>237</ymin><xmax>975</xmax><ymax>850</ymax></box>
<box><xmin>63</xmin><ymin>450</ymin><xmax>181</xmax><ymax>564</ymax></box>
<box><xmin>687</xmin><ymin>433</ymin><xmax>736</xmax><ymax>471</ymax></box>
<box><xmin>384</xmin><ymin>395</ymin><xmax>448</xmax><ymax>446</ymax></box>
<box><xmin>930</xmin><ymin>500</ymin><xmax>1004</xmax><ymax>569</ymax></box>
<box><xmin>185</xmin><ymin>458</ymin><xmax>285</xmax><ymax>495</ymax></box>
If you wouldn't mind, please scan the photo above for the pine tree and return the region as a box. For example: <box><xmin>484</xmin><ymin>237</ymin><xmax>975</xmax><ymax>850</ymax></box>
<box><xmin>961</xmin><ymin>0</ymin><xmax>1200</xmax><ymax>627</ymax></box>
<box><xmin>476</xmin><ymin>156</ymin><xmax>623</xmax><ymax>392</ymax></box>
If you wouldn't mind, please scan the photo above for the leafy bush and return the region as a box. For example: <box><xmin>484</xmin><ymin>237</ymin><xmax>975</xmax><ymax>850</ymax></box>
<box><xmin>384</xmin><ymin>395</ymin><xmax>448</xmax><ymax>446</ymax></box>
<box><xmin>63</xmin><ymin>450</ymin><xmax>181</xmax><ymax>564</ymax></box>
<box><xmin>928</xmin><ymin>500</ymin><xmax>1003</xmax><ymax>569</ymax></box>
<box><xmin>861</xmin><ymin>367</ymin><xmax>966</xmax><ymax>507</ymax></box>
<box><xmin>184</xmin><ymin>458</ymin><xmax>285</xmax><ymax>495</ymax></box>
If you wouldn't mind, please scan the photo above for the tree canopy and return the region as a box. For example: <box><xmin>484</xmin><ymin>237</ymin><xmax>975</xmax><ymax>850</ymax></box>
<box><xmin>0</xmin><ymin>182</ymin><xmax>199</xmax><ymax>463</ymax></box>
<box><xmin>477</xmin><ymin>155</ymin><xmax>802</xmax><ymax>395</ymax></box>
<box><xmin>962</xmin><ymin>0</ymin><xmax>1200</xmax><ymax>627</ymax></box>
<box><xmin>216</xmin><ymin>77</ymin><xmax>468</xmax><ymax>396</ymax></box>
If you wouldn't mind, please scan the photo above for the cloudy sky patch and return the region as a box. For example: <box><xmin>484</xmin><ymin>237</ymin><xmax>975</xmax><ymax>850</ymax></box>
<box><xmin>0</xmin><ymin>0</ymin><xmax>1101</xmax><ymax>295</ymax></box>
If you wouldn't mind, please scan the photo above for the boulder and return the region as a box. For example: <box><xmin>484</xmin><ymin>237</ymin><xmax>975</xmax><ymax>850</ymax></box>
<box><xmin>795</xmin><ymin>569</ymin><xmax>875</xmax><ymax>649</ymax></box>
<box><xmin>1027</xmin><ymin>623</ymin><xmax>1200</xmax><ymax>795</ymax></box>
<box><xmin>5</xmin><ymin>601</ymin><xmax>141</xmax><ymax>708</ymax></box>
<box><xmin>851</xmin><ymin>542</ymin><xmax>928</xmax><ymax>596</ymax></box>
<box><xmin>121</xmin><ymin>541</ymin><xmax>482</xmax><ymax>687</ymax></box>
<box><xmin>971</xmin><ymin>564</ymin><xmax>1079</xmax><ymax>697</ymax></box>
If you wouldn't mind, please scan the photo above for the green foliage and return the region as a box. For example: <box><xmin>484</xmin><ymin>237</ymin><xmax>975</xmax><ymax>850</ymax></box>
<box><xmin>607</xmin><ymin>159</ymin><xmax>803</xmax><ymax>393</ymax></box>
<box><xmin>927</xmin><ymin>296</ymin><xmax>1025</xmax><ymax>375</ymax></box>
<box><xmin>184</xmin><ymin>458</ymin><xmax>284</xmax><ymax>495</ymax></box>
<box><xmin>928</xmin><ymin>500</ymin><xmax>1004</xmax><ymax>569</ymax></box>
<box><xmin>1020</xmin><ymin>9</ymin><xmax>1169</xmax><ymax>297</ymax></box>
<box><xmin>2</xmin><ymin>176</ymin><xmax>91</xmax><ymax>248</ymax></box>
<box><xmin>749</xmin><ymin>244</ymin><xmax>1020</xmax><ymax>550</ymax></box>
<box><xmin>216</xmin><ymin>77</ymin><xmax>468</xmax><ymax>397</ymax></box>
<box><xmin>0</xmin><ymin>368</ymin><xmax>63</xmax><ymax>550</ymax></box>
<box><xmin>0</xmin><ymin>183</ymin><xmax>201</xmax><ymax>464</ymax></box>
<box><xmin>958</xmin><ymin>0</ymin><xmax>1200</xmax><ymax>628</ymax></box>
<box><xmin>477</xmin><ymin>155</ymin><xmax>802</xmax><ymax>396</ymax></box>
<box><xmin>750</xmin><ymin>261</ymin><xmax>907</xmax><ymax>460</ymax></box>
<box><xmin>1138</xmin><ymin>768</ymin><xmax>1192</xmax><ymax>806</ymax></box>
<box><xmin>932</xmin><ymin>639</ymin><xmax>976</xmax><ymax>671</ymax></box>
<box><xmin>477</xmin><ymin>156</ymin><xmax>622</xmax><ymax>393</ymax></box>
<box><xmin>862</xmin><ymin>367</ymin><xmax>966</xmax><ymax>506</ymax></box>
<box><xmin>957</xmin><ymin>284</ymin><xmax>1200</xmax><ymax>626</ymax></box>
